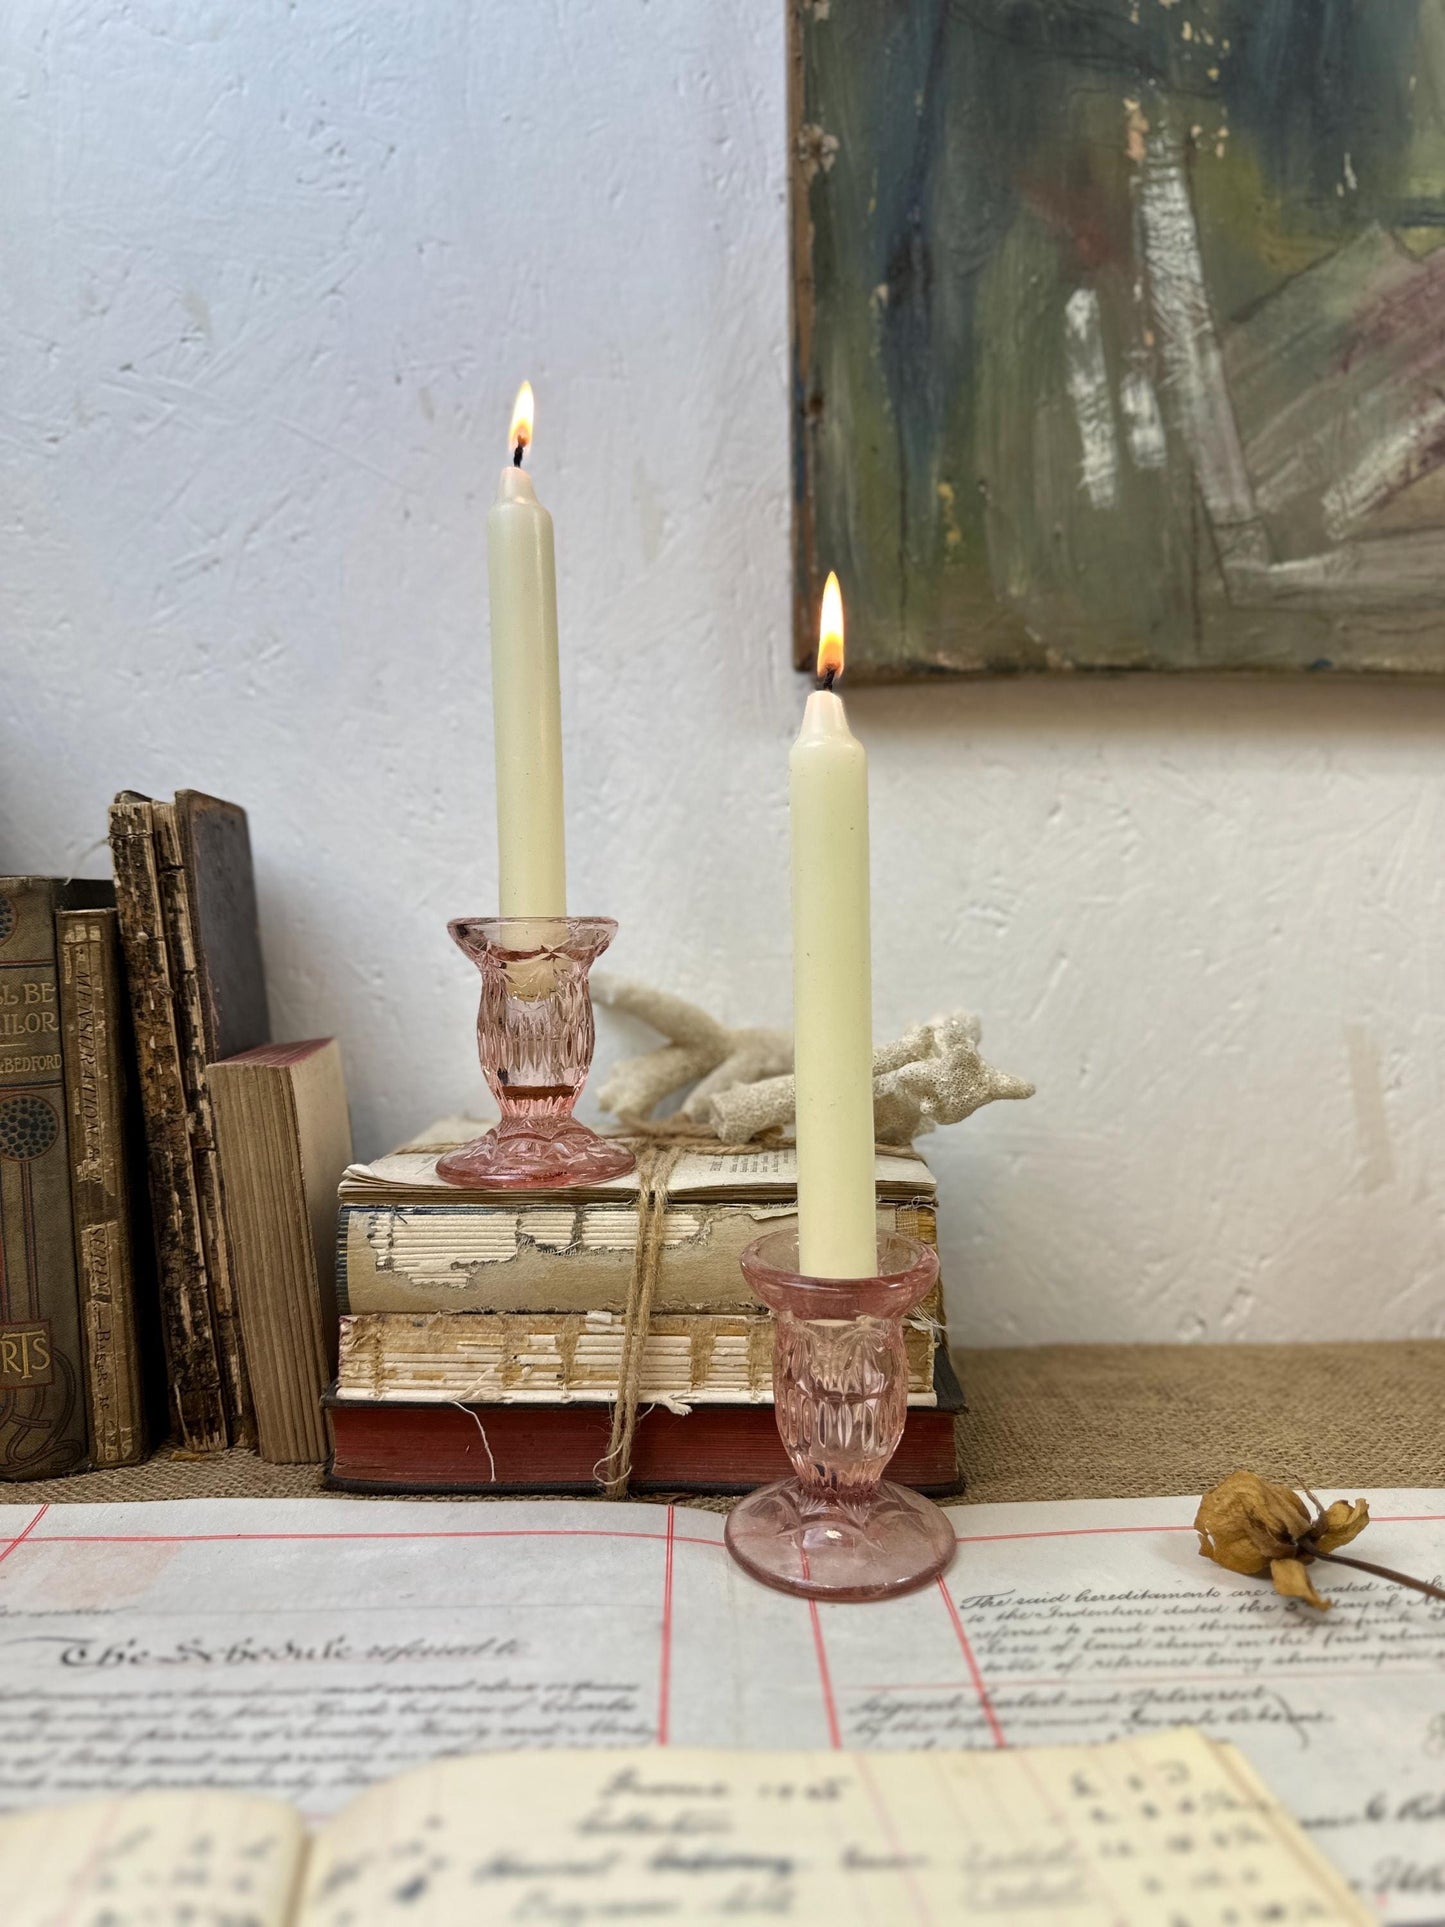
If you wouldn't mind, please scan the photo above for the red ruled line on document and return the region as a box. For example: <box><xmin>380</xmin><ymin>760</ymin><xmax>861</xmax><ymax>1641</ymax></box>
<box><xmin>22</xmin><ymin>1526</ymin><xmax>717</xmax><ymax>1548</ymax></box>
<box><xmin>23</xmin><ymin>1512</ymin><xmax>1442</xmax><ymax>1562</ymax></box>
<box><xmin>809</xmin><ymin>1601</ymin><xmax>843</xmax><ymax>1749</ymax></box>
<box><xmin>0</xmin><ymin>1504</ymin><xmax>48</xmax><ymax>1569</ymax></box>
<box><xmin>937</xmin><ymin>1576</ymin><xmax>1006</xmax><ymax>1748</ymax></box>
<box><xmin>953</xmin><ymin>1512</ymin><xmax>1445</xmax><ymax>1546</ymax></box>
<box><xmin>657</xmin><ymin>1505</ymin><xmax>676</xmax><ymax>1745</ymax></box>
<box><xmin>856</xmin><ymin>1754</ymin><xmax>935</xmax><ymax>1924</ymax></box>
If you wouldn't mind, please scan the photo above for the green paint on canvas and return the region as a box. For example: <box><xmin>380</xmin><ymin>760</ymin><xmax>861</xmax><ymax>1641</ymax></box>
<box><xmin>792</xmin><ymin>0</ymin><xmax>1445</xmax><ymax>677</ymax></box>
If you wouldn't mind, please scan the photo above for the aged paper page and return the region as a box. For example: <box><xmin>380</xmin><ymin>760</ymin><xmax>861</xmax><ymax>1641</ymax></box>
<box><xmin>296</xmin><ymin>1734</ymin><xmax>1367</xmax><ymax>1925</ymax></box>
<box><xmin>0</xmin><ymin>1491</ymin><xmax>1439</xmax><ymax>1919</ymax></box>
<box><xmin>341</xmin><ymin>1125</ymin><xmax>930</xmax><ymax>1200</ymax></box>
<box><xmin>0</xmin><ymin>1785</ymin><xmax>303</xmax><ymax>1925</ymax></box>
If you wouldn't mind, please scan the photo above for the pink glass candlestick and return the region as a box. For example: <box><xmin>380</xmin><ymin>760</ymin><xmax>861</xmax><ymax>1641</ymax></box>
<box><xmin>725</xmin><ymin>1227</ymin><xmax>956</xmax><ymax>1602</ymax></box>
<box><xmin>436</xmin><ymin>916</ymin><xmax>636</xmax><ymax>1191</ymax></box>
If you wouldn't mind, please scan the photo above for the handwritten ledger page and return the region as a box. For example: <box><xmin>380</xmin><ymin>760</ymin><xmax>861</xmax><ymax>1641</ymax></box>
<box><xmin>0</xmin><ymin>1732</ymin><xmax>1369</xmax><ymax>1923</ymax></box>
<box><xmin>0</xmin><ymin>1490</ymin><xmax>1439</xmax><ymax>1919</ymax></box>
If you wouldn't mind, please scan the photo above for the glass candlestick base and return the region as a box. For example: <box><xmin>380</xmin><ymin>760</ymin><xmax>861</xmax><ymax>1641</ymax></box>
<box><xmin>724</xmin><ymin>1229</ymin><xmax>957</xmax><ymax>1603</ymax></box>
<box><xmin>436</xmin><ymin>916</ymin><xmax>636</xmax><ymax>1192</ymax></box>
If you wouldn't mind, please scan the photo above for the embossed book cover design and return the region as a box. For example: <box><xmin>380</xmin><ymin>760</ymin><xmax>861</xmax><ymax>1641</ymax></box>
<box><xmin>57</xmin><ymin>906</ymin><xmax>160</xmax><ymax>1467</ymax></box>
<box><xmin>0</xmin><ymin>877</ymin><xmax>110</xmax><ymax>1477</ymax></box>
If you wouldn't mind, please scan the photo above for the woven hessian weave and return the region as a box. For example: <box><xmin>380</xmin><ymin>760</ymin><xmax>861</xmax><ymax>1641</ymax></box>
<box><xmin>6</xmin><ymin>1340</ymin><xmax>1440</xmax><ymax>1510</ymax></box>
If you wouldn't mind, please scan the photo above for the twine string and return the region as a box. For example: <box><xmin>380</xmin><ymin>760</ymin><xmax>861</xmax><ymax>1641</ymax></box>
<box><xmin>598</xmin><ymin>1140</ymin><xmax>684</xmax><ymax>1499</ymax></box>
<box><xmin>447</xmin><ymin>1400</ymin><xmax>498</xmax><ymax>1484</ymax></box>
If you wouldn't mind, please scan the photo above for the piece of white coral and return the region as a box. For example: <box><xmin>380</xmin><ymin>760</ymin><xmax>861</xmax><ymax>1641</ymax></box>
<box><xmin>594</xmin><ymin>978</ymin><xmax>1033</xmax><ymax>1146</ymax></box>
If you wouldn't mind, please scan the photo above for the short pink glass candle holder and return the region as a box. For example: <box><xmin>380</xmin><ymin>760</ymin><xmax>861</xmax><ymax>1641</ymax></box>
<box><xmin>725</xmin><ymin>1228</ymin><xmax>956</xmax><ymax>1602</ymax></box>
<box><xmin>436</xmin><ymin>915</ymin><xmax>636</xmax><ymax>1191</ymax></box>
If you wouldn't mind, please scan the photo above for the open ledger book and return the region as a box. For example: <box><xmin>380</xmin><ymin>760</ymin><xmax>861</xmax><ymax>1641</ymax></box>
<box><xmin>1</xmin><ymin>1730</ymin><xmax>1369</xmax><ymax>1925</ymax></box>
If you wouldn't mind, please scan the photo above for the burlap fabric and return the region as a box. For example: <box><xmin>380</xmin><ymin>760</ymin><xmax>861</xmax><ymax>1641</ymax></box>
<box><xmin>6</xmin><ymin>1340</ymin><xmax>1440</xmax><ymax>1509</ymax></box>
<box><xmin>950</xmin><ymin>1339</ymin><xmax>1445</xmax><ymax>1503</ymax></box>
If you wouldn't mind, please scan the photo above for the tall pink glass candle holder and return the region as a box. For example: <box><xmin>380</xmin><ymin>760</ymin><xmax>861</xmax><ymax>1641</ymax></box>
<box><xmin>725</xmin><ymin>1227</ymin><xmax>956</xmax><ymax>1602</ymax></box>
<box><xmin>436</xmin><ymin>916</ymin><xmax>636</xmax><ymax>1191</ymax></box>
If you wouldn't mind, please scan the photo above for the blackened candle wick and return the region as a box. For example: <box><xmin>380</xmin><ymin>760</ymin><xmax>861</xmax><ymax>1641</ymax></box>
<box><xmin>821</xmin><ymin>666</ymin><xmax>837</xmax><ymax>692</ymax></box>
<box><xmin>513</xmin><ymin>442</ymin><xmax>525</xmax><ymax>467</ymax></box>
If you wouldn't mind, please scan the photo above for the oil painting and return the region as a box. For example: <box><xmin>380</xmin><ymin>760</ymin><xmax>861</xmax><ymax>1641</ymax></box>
<box><xmin>791</xmin><ymin>1</ymin><xmax>1445</xmax><ymax>676</ymax></box>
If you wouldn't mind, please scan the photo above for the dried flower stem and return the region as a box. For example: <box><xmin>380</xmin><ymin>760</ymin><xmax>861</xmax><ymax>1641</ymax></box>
<box><xmin>1308</xmin><ymin>1547</ymin><xmax>1445</xmax><ymax>1603</ymax></box>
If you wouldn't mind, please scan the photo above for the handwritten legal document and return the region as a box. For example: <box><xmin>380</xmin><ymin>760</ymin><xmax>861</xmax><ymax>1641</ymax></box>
<box><xmin>0</xmin><ymin>1733</ymin><xmax>1369</xmax><ymax>1924</ymax></box>
<box><xmin>0</xmin><ymin>1490</ymin><xmax>1439</xmax><ymax>1920</ymax></box>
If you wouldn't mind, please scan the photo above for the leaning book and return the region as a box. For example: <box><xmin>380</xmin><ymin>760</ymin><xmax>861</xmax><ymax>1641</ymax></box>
<box><xmin>108</xmin><ymin>788</ymin><xmax>272</xmax><ymax>1452</ymax></box>
<box><xmin>210</xmin><ymin>1038</ymin><xmax>352</xmax><ymax>1465</ymax></box>
<box><xmin>108</xmin><ymin>792</ymin><xmax>227</xmax><ymax>1451</ymax></box>
<box><xmin>152</xmin><ymin>790</ymin><xmax>271</xmax><ymax>1447</ymax></box>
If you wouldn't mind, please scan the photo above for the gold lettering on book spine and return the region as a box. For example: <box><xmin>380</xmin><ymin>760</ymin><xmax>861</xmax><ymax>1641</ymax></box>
<box><xmin>62</xmin><ymin>926</ymin><xmax>107</xmax><ymax>1184</ymax></box>
<box><xmin>80</xmin><ymin>1219</ymin><xmax>128</xmax><ymax>1460</ymax></box>
<box><xmin>0</xmin><ymin>1007</ymin><xmax>59</xmax><ymax>1041</ymax></box>
<box><xmin>0</xmin><ymin>1323</ymin><xmax>54</xmax><ymax>1387</ymax></box>
<box><xmin>60</xmin><ymin>911</ymin><xmax>143</xmax><ymax>1465</ymax></box>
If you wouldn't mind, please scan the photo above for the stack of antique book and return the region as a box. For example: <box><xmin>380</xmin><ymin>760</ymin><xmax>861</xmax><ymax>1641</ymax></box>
<box><xmin>325</xmin><ymin>1119</ymin><xmax>963</xmax><ymax>1494</ymax></box>
<box><xmin>0</xmin><ymin>789</ymin><xmax>275</xmax><ymax>1476</ymax></box>
<box><xmin>0</xmin><ymin>790</ymin><xmax>350</xmax><ymax>1482</ymax></box>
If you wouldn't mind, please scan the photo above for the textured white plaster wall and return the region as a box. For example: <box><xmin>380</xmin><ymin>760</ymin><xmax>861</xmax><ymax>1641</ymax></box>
<box><xmin>2</xmin><ymin>3</ymin><xmax>1442</xmax><ymax>1345</ymax></box>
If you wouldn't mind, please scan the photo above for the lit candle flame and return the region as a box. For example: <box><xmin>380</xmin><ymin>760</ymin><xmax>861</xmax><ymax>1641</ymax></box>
<box><xmin>817</xmin><ymin>570</ymin><xmax>844</xmax><ymax>682</ymax></box>
<box><xmin>509</xmin><ymin>381</ymin><xmax>535</xmax><ymax>455</ymax></box>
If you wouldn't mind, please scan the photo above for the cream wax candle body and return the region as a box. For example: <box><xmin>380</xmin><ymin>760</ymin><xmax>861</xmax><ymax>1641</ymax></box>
<box><xmin>488</xmin><ymin>391</ymin><xmax>566</xmax><ymax>919</ymax></box>
<box><xmin>790</xmin><ymin>583</ymin><xmax>877</xmax><ymax>1279</ymax></box>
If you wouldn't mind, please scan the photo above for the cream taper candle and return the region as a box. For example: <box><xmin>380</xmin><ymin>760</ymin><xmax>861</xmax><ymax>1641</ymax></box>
<box><xmin>489</xmin><ymin>382</ymin><xmax>567</xmax><ymax>918</ymax></box>
<box><xmin>791</xmin><ymin>572</ymin><xmax>877</xmax><ymax>1279</ymax></box>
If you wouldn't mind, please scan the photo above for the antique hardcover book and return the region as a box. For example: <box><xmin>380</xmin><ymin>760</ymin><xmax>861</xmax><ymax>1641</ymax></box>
<box><xmin>108</xmin><ymin>793</ymin><xmax>228</xmax><ymax>1451</ymax></box>
<box><xmin>209</xmin><ymin>1039</ymin><xmax>352</xmax><ymax>1464</ymax></box>
<box><xmin>335</xmin><ymin>1306</ymin><xmax>936</xmax><ymax>1406</ymax></box>
<box><xmin>108</xmin><ymin>788</ymin><xmax>272</xmax><ymax>1451</ymax></box>
<box><xmin>324</xmin><ymin>1348</ymin><xmax>962</xmax><ymax>1495</ymax></box>
<box><xmin>338</xmin><ymin>1119</ymin><xmax>941</xmax><ymax>1318</ymax></box>
<box><xmin>332</xmin><ymin>1123</ymin><xmax>950</xmax><ymax>1496</ymax></box>
<box><xmin>0</xmin><ymin>876</ymin><xmax>112</xmax><ymax>1478</ymax></box>
<box><xmin>153</xmin><ymin>791</ymin><xmax>270</xmax><ymax>1447</ymax></box>
<box><xmin>56</xmin><ymin>905</ymin><xmax>161</xmax><ymax>1466</ymax></box>
<box><xmin>170</xmin><ymin>790</ymin><xmax>272</xmax><ymax>1063</ymax></box>
<box><xmin>0</xmin><ymin>1731</ymin><xmax>1369</xmax><ymax>1924</ymax></box>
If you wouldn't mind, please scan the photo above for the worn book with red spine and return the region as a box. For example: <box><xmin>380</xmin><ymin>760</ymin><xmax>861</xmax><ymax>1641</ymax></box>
<box><xmin>324</xmin><ymin>1349</ymin><xmax>963</xmax><ymax>1496</ymax></box>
